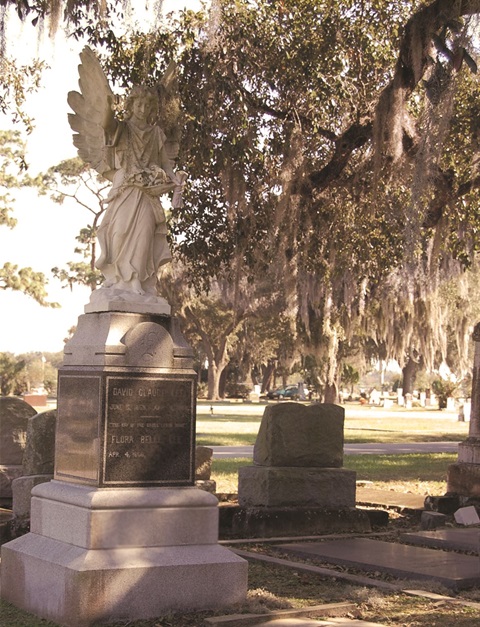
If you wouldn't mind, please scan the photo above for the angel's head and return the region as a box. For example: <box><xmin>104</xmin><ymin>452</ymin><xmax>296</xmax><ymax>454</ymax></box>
<box><xmin>125</xmin><ymin>86</ymin><xmax>159</xmax><ymax>125</ymax></box>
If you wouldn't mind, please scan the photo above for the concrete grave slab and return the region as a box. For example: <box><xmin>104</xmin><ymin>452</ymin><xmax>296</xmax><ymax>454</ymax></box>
<box><xmin>401</xmin><ymin>528</ymin><xmax>480</xmax><ymax>553</ymax></box>
<box><xmin>356</xmin><ymin>487</ymin><xmax>425</xmax><ymax>511</ymax></box>
<box><xmin>253</xmin><ymin>620</ymin><xmax>340</xmax><ymax>626</ymax></box>
<box><xmin>254</xmin><ymin>620</ymin><xmax>388</xmax><ymax>626</ymax></box>
<box><xmin>279</xmin><ymin>538</ymin><xmax>480</xmax><ymax>589</ymax></box>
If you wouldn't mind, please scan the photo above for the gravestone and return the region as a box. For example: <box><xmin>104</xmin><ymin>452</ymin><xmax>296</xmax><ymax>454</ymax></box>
<box><xmin>0</xmin><ymin>397</ymin><xmax>36</xmax><ymax>505</ymax></box>
<box><xmin>448</xmin><ymin>323</ymin><xmax>480</xmax><ymax>496</ymax></box>
<box><xmin>1</xmin><ymin>46</ymin><xmax>246</xmax><ymax>625</ymax></box>
<box><xmin>11</xmin><ymin>409</ymin><xmax>56</xmax><ymax>529</ymax></box>
<box><xmin>1</xmin><ymin>313</ymin><xmax>247</xmax><ymax>625</ymax></box>
<box><xmin>236</xmin><ymin>403</ymin><xmax>367</xmax><ymax>537</ymax></box>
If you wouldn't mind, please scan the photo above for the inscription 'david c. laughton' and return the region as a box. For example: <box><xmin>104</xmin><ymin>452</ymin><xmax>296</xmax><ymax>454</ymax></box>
<box><xmin>103</xmin><ymin>376</ymin><xmax>194</xmax><ymax>485</ymax></box>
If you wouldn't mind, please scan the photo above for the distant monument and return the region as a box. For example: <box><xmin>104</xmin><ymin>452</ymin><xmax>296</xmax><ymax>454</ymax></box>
<box><xmin>236</xmin><ymin>403</ymin><xmax>369</xmax><ymax>537</ymax></box>
<box><xmin>448</xmin><ymin>323</ymin><xmax>480</xmax><ymax>497</ymax></box>
<box><xmin>1</xmin><ymin>47</ymin><xmax>246</xmax><ymax>625</ymax></box>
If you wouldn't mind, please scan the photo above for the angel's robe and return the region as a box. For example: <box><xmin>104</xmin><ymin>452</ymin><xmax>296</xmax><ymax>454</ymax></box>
<box><xmin>96</xmin><ymin>119</ymin><xmax>174</xmax><ymax>293</ymax></box>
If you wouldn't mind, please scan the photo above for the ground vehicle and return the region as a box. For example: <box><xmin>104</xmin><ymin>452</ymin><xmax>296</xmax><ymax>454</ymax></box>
<box><xmin>266</xmin><ymin>385</ymin><xmax>307</xmax><ymax>400</ymax></box>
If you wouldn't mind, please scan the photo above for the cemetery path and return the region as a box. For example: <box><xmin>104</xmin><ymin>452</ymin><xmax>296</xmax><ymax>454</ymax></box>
<box><xmin>211</xmin><ymin>442</ymin><xmax>459</xmax><ymax>458</ymax></box>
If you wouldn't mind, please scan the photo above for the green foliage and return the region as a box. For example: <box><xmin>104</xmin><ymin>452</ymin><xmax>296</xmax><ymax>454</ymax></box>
<box><xmin>341</xmin><ymin>363</ymin><xmax>360</xmax><ymax>394</ymax></box>
<box><xmin>0</xmin><ymin>130</ymin><xmax>60</xmax><ymax>306</ymax></box>
<box><xmin>4</xmin><ymin>1</ymin><xmax>479</xmax><ymax>395</ymax></box>
<box><xmin>0</xmin><ymin>352</ymin><xmax>26</xmax><ymax>395</ymax></box>
<box><xmin>0</xmin><ymin>351</ymin><xmax>62</xmax><ymax>396</ymax></box>
<box><xmin>0</xmin><ymin>130</ymin><xmax>28</xmax><ymax>228</ymax></box>
<box><xmin>0</xmin><ymin>57</ymin><xmax>46</xmax><ymax>132</ymax></box>
<box><xmin>33</xmin><ymin>158</ymin><xmax>108</xmax><ymax>291</ymax></box>
<box><xmin>431</xmin><ymin>378</ymin><xmax>458</xmax><ymax>408</ymax></box>
<box><xmin>0</xmin><ymin>262</ymin><xmax>59</xmax><ymax>307</ymax></box>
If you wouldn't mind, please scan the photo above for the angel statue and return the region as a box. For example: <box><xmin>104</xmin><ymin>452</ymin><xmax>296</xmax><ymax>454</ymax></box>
<box><xmin>67</xmin><ymin>46</ymin><xmax>186</xmax><ymax>308</ymax></box>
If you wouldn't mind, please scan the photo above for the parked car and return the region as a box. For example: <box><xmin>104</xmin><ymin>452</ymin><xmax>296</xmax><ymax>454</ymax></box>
<box><xmin>266</xmin><ymin>384</ymin><xmax>307</xmax><ymax>400</ymax></box>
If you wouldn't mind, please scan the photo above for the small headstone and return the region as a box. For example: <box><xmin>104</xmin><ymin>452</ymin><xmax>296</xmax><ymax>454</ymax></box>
<box><xmin>22</xmin><ymin>410</ymin><xmax>56</xmax><ymax>475</ymax></box>
<box><xmin>454</xmin><ymin>505</ymin><xmax>480</xmax><ymax>526</ymax></box>
<box><xmin>0</xmin><ymin>397</ymin><xmax>36</xmax><ymax>465</ymax></box>
<box><xmin>195</xmin><ymin>446</ymin><xmax>213</xmax><ymax>480</ymax></box>
<box><xmin>420</xmin><ymin>511</ymin><xmax>448</xmax><ymax>530</ymax></box>
<box><xmin>253</xmin><ymin>402</ymin><xmax>344</xmax><ymax>467</ymax></box>
<box><xmin>12</xmin><ymin>409</ymin><xmax>57</xmax><ymax>526</ymax></box>
<box><xmin>0</xmin><ymin>398</ymin><xmax>36</xmax><ymax>502</ymax></box>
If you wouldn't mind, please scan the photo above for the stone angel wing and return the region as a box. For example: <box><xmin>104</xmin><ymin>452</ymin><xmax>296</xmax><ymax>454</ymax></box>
<box><xmin>67</xmin><ymin>46</ymin><xmax>116</xmax><ymax>181</ymax></box>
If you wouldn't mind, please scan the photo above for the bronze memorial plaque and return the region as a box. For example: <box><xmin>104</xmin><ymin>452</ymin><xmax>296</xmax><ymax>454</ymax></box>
<box><xmin>55</xmin><ymin>374</ymin><xmax>102</xmax><ymax>484</ymax></box>
<box><xmin>103</xmin><ymin>375</ymin><xmax>195</xmax><ymax>486</ymax></box>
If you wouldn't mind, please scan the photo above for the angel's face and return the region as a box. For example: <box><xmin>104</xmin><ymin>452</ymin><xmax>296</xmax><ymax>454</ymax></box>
<box><xmin>132</xmin><ymin>98</ymin><xmax>150</xmax><ymax>122</ymax></box>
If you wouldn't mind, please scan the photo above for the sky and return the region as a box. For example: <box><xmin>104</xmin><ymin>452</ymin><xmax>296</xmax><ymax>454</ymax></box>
<box><xmin>0</xmin><ymin>0</ymin><xmax>205</xmax><ymax>355</ymax></box>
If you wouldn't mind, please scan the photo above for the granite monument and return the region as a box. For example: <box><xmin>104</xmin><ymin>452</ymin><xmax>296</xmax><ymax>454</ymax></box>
<box><xmin>0</xmin><ymin>47</ymin><xmax>247</xmax><ymax>626</ymax></box>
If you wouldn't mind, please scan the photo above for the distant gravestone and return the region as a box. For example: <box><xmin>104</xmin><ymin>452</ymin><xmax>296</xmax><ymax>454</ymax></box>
<box><xmin>12</xmin><ymin>410</ymin><xmax>57</xmax><ymax>527</ymax></box>
<box><xmin>239</xmin><ymin>402</ymin><xmax>356</xmax><ymax>513</ymax></box>
<box><xmin>195</xmin><ymin>446</ymin><xmax>213</xmax><ymax>480</ymax></box>
<box><xmin>253</xmin><ymin>402</ymin><xmax>344</xmax><ymax>467</ymax></box>
<box><xmin>22</xmin><ymin>410</ymin><xmax>56</xmax><ymax>476</ymax></box>
<box><xmin>0</xmin><ymin>398</ymin><xmax>36</xmax><ymax>503</ymax></box>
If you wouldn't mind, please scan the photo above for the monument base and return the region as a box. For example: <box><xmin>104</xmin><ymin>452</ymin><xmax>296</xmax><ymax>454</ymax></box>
<box><xmin>238</xmin><ymin>466</ymin><xmax>356</xmax><ymax>508</ymax></box>
<box><xmin>0</xmin><ymin>481</ymin><xmax>247</xmax><ymax>626</ymax></box>
<box><xmin>226</xmin><ymin>506</ymin><xmax>371</xmax><ymax>539</ymax></box>
<box><xmin>447</xmin><ymin>462</ymin><xmax>480</xmax><ymax>497</ymax></box>
<box><xmin>458</xmin><ymin>438</ymin><xmax>480</xmax><ymax>464</ymax></box>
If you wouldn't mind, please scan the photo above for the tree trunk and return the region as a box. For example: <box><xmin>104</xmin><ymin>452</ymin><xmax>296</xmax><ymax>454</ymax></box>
<box><xmin>219</xmin><ymin>367</ymin><xmax>228</xmax><ymax>399</ymax></box>
<box><xmin>261</xmin><ymin>361</ymin><xmax>275</xmax><ymax>393</ymax></box>
<box><xmin>207</xmin><ymin>356</ymin><xmax>229</xmax><ymax>400</ymax></box>
<box><xmin>207</xmin><ymin>362</ymin><xmax>221</xmax><ymax>400</ymax></box>
<box><xmin>402</xmin><ymin>357</ymin><xmax>418</xmax><ymax>395</ymax></box>
<box><xmin>324</xmin><ymin>381</ymin><xmax>338</xmax><ymax>404</ymax></box>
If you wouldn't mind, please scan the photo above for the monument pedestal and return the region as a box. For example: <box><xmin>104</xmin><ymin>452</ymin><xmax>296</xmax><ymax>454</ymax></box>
<box><xmin>235</xmin><ymin>403</ymin><xmax>370</xmax><ymax>538</ymax></box>
<box><xmin>1</xmin><ymin>482</ymin><xmax>246</xmax><ymax>625</ymax></box>
<box><xmin>1</xmin><ymin>311</ymin><xmax>247</xmax><ymax>625</ymax></box>
<box><xmin>447</xmin><ymin>324</ymin><xmax>480</xmax><ymax>498</ymax></box>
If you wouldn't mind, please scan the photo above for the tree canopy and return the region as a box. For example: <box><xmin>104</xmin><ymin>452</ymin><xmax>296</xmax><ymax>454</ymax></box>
<box><xmin>2</xmin><ymin>0</ymin><xmax>480</xmax><ymax>396</ymax></box>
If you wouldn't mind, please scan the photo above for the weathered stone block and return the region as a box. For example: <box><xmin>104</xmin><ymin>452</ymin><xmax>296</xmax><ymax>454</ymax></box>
<box><xmin>253</xmin><ymin>402</ymin><xmax>344</xmax><ymax>468</ymax></box>
<box><xmin>420</xmin><ymin>511</ymin><xmax>448</xmax><ymax>530</ymax></box>
<box><xmin>195</xmin><ymin>446</ymin><xmax>213</xmax><ymax>480</ymax></box>
<box><xmin>0</xmin><ymin>397</ymin><xmax>35</xmax><ymax>465</ymax></box>
<box><xmin>230</xmin><ymin>506</ymin><xmax>370</xmax><ymax>538</ymax></box>
<box><xmin>447</xmin><ymin>462</ymin><xmax>480</xmax><ymax>497</ymax></box>
<box><xmin>22</xmin><ymin>410</ymin><xmax>56</xmax><ymax>476</ymax></box>
<box><xmin>238</xmin><ymin>465</ymin><xmax>356</xmax><ymax>508</ymax></box>
<box><xmin>0</xmin><ymin>466</ymin><xmax>22</xmax><ymax>501</ymax></box>
<box><xmin>12</xmin><ymin>475</ymin><xmax>52</xmax><ymax>520</ymax></box>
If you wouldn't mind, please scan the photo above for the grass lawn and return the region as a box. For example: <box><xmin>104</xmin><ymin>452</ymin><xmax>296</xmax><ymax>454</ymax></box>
<box><xmin>196</xmin><ymin>403</ymin><xmax>468</xmax><ymax>447</ymax></box>
<box><xmin>199</xmin><ymin>403</ymin><xmax>464</xmax><ymax>494</ymax></box>
<box><xmin>210</xmin><ymin>453</ymin><xmax>457</xmax><ymax>495</ymax></box>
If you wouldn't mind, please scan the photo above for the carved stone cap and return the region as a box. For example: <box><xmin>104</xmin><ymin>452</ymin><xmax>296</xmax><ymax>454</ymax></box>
<box><xmin>63</xmin><ymin>311</ymin><xmax>193</xmax><ymax>369</ymax></box>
